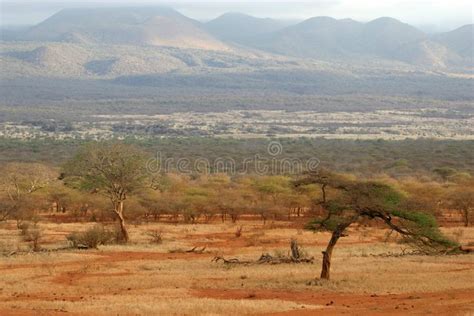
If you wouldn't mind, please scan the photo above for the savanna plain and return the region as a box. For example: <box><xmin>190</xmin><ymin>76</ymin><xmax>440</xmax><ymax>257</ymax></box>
<box><xmin>1</xmin><ymin>4</ymin><xmax>474</xmax><ymax>316</ymax></box>
<box><xmin>1</xmin><ymin>217</ymin><xmax>473</xmax><ymax>315</ymax></box>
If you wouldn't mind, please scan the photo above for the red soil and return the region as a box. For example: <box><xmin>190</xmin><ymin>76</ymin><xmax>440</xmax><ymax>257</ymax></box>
<box><xmin>192</xmin><ymin>288</ymin><xmax>474</xmax><ymax>315</ymax></box>
<box><xmin>0</xmin><ymin>250</ymin><xmax>212</xmax><ymax>272</ymax></box>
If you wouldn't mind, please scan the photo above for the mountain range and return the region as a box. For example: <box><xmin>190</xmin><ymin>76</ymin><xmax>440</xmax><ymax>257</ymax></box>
<box><xmin>17</xmin><ymin>7</ymin><xmax>229</xmax><ymax>51</ymax></box>
<box><xmin>207</xmin><ymin>14</ymin><xmax>472</xmax><ymax>68</ymax></box>
<box><xmin>0</xmin><ymin>7</ymin><xmax>474</xmax><ymax>76</ymax></box>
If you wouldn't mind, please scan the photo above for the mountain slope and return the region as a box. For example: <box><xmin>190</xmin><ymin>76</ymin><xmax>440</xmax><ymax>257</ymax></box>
<box><xmin>246</xmin><ymin>16</ymin><xmax>474</xmax><ymax>67</ymax></box>
<box><xmin>205</xmin><ymin>13</ymin><xmax>289</xmax><ymax>44</ymax></box>
<box><xmin>0</xmin><ymin>41</ymin><xmax>300</xmax><ymax>78</ymax></box>
<box><xmin>359</xmin><ymin>17</ymin><xmax>426</xmax><ymax>56</ymax></box>
<box><xmin>4</xmin><ymin>9</ymin><xmax>473</xmax><ymax>70</ymax></box>
<box><xmin>253</xmin><ymin>17</ymin><xmax>364</xmax><ymax>58</ymax></box>
<box><xmin>20</xmin><ymin>7</ymin><xmax>229</xmax><ymax>51</ymax></box>
<box><xmin>433</xmin><ymin>24</ymin><xmax>474</xmax><ymax>58</ymax></box>
<box><xmin>2</xmin><ymin>44</ymin><xmax>90</xmax><ymax>76</ymax></box>
<box><xmin>394</xmin><ymin>40</ymin><xmax>462</xmax><ymax>67</ymax></box>
<box><xmin>252</xmin><ymin>16</ymin><xmax>427</xmax><ymax>60</ymax></box>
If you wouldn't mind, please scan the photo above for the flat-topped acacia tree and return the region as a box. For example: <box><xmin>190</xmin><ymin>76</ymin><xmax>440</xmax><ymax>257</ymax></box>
<box><xmin>296</xmin><ymin>170</ymin><xmax>458</xmax><ymax>280</ymax></box>
<box><xmin>62</xmin><ymin>142</ymin><xmax>154</xmax><ymax>242</ymax></box>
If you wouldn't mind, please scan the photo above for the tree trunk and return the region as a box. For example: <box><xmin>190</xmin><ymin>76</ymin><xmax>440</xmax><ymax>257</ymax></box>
<box><xmin>115</xmin><ymin>201</ymin><xmax>129</xmax><ymax>242</ymax></box>
<box><xmin>463</xmin><ymin>210</ymin><xmax>469</xmax><ymax>227</ymax></box>
<box><xmin>290</xmin><ymin>239</ymin><xmax>300</xmax><ymax>260</ymax></box>
<box><xmin>320</xmin><ymin>226</ymin><xmax>348</xmax><ymax>280</ymax></box>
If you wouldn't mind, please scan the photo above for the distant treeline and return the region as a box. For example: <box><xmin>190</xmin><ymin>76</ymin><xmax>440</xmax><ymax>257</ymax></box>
<box><xmin>1</xmin><ymin>70</ymin><xmax>473</xmax><ymax>122</ymax></box>
<box><xmin>1</xmin><ymin>137</ymin><xmax>473</xmax><ymax>178</ymax></box>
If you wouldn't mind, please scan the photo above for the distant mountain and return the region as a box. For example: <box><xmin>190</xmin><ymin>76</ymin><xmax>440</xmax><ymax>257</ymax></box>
<box><xmin>359</xmin><ymin>17</ymin><xmax>426</xmax><ymax>56</ymax></box>
<box><xmin>245</xmin><ymin>16</ymin><xmax>474</xmax><ymax>67</ymax></box>
<box><xmin>205</xmin><ymin>12</ymin><xmax>290</xmax><ymax>44</ymax></box>
<box><xmin>252</xmin><ymin>17</ymin><xmax>364</xmax><ymax>59</ymax></box>
<box><xmin>19</xmin><ymin>7</ymin><xmax>229</xmax><ymax>51</ymax></box>
<box><xmin>433</xmin><ymin>24</ymin><xmax>474</xmax><ymax>60</ymax></box>
<box><xmin>3</xmin><ymin>8</ymin><xmax>472</xmax><ymax>70</ymax></box>
<box><xmin>393</xmin><ymin>40</ymin><xmax>462</xmax><ymax>68</ymax></box>
<box><xmin>252</xmin><ymin>17</ymin><xmax>426</xmax><ymax>59</ymax></box>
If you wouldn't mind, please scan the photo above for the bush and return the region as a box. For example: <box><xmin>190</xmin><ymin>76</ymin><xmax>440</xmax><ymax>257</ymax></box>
<box><xmin>147</xmin><ymin>229</ymin><xmax>163</xmax><ymax>244</ymax></box>
<box><xmin>18</xmin><ymin>222</ymin><xmax>31</xmax><ymax>236</ymax></box>
<box><xmin>20</xmin><ymin>222</ymin><xmax>42</xmax><ymax>252</ymax></box>
<box><xmin>0</xmin><ymin>241</ymin><xmax>16</xmax><ymax>255</ymax></box>
<box><xmin>67</xmin><ymin>225</ymin><xmax>114</xmax><ymax>249</ymax></box>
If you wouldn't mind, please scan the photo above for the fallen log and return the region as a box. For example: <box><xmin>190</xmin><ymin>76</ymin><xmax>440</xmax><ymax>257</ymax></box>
<box><xmin>212</xmin><ymin>256</ymin><xmax>252</xmax><ymax>264</ymax></box>
<box><xmin>212</xmin><ymin>253</ymin><xmax>314</xmax><ymax>265</ymax></box>
<box><xmin>212</xmin><ymin>239</ymin><xmax>314</xmax><ymax>265</ymax></box>
<box><xmin>186</xmin><ymin>246</ymin><xmax>207</xmax><ymax>254</ymax></box>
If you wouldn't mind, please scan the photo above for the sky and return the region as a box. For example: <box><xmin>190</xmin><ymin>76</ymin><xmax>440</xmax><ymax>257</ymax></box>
<box><xmin>0</xmin><ymin>0</ymin><xmax>472</xmax><ymax>32</ymax></box>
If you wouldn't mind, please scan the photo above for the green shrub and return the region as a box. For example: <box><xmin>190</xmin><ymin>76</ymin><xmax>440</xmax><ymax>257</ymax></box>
<box><xmin>67</xmin><ymin>225</ymin><xmax>114</xmax><ymax>249</ymax></box>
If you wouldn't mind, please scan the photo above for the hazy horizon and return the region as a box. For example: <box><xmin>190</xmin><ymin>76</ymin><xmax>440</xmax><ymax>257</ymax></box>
<box><xmin>1</xmin><ymin>0</ymin><xmax>472</xmax><ymax>33</ymax></box>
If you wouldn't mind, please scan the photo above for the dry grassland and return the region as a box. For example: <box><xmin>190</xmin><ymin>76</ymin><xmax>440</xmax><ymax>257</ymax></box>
<box><xmin>0</xmin><ymin>220</ymin><xmax>473</xmax><ymax>315</ymax></box>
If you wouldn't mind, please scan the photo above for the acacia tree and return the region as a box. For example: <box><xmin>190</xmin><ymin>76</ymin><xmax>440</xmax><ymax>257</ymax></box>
<box><xmin>62</xmin><ymin>142</ymin><xmax>153</xmax><ymax>242</ymax></box>
<box><xmin>0</xmin><ymin>163</ymin><xmax>54</xmax><ymax>223</ymax></box>
<box><xmin>296</xmin><ymin>170</ymin><xmax>458</xmax><ymax>280</ymax></box>
<box><xmin>183</xmin><ymin>187</ymin><xmax>213</xmax><ymax>223</ymax></box>
<box><xmin>220</xmin><ymin>188</ymin><xmax>250</xmax><ymax>223</ymax></box>
<box><xmin>253</xmin><ymin>176</ymin><xmax>291</xmax><ymax>221</ymax></box>
<box><xmin>45</xmin><ymin>181</ymin><xmax>77</xmax><ymax>213</ymax></box>
<box><xmin>445</xmin><ymin>185</ymin><xmax>474</xmax><ymax>227</ymax></box>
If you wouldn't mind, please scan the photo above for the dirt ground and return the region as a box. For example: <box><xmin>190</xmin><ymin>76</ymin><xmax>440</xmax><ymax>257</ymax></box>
<box><xmin>0</xmin><ymin>219</ymin><xmax>473</xmax><ymax>315</ymax></box>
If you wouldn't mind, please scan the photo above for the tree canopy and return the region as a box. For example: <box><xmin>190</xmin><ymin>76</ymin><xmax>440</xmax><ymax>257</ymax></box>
<box><xmin>297</xmin><ymin>170</ymin><xmax>458</xmax><ymax>280</ymax></box>
<box><xmin>62</xmin><ymin>142</ymin><xmax>154</xmax><ymax>241</ymax></box>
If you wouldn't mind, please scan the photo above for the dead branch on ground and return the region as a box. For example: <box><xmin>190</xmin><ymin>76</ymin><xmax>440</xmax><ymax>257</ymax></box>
<box><xmin>212</xmin><ymin>239</ymin><xmax>313</xmax><ymax>265</ymax></box>
<box><xmin>186</xmin><ymin>246</ymin><xmax>207</xmax><ymax>254</ymax></box>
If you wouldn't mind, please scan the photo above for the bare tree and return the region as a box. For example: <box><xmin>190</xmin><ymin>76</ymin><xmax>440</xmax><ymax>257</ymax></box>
<box><xmin>0</xmin><ymin>199</ymin><xmax>15</xmax><ymax>222</ymax></box>
<box><xmin>0</xmin><ymin>163</ymin><xmax>53</xmax><ymax>200</ymax></box>
<box><xmin>445</xmin><ymin>185</ymin><xmax>474</xmax><ymax>227</ymax></box>
<box><xmin>296</xmin><ymin>170</ymin><xmax>458</xmax><ymax>280</ymax></box>
<box><xmin>0</xmin><ymin>163</ymin><xmax>54</xmax><ymax>223</ymax></box>
<box><xmin>62</xmin><ymin>142</ymin><xmax>153</xmax><ymax>242</ymax></box>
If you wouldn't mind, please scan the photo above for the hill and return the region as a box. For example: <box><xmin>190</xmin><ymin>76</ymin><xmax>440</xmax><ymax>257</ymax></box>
<box><xmin>2</xmin><ymin>44</ymin><xmax>90</xmax><ymax>77</ymax></box>
<box><xmin>19</xmin><ymin>7</ymin><xmax>229</xmax><ymax>51</ymax></box>
<box><xmin>0</xmin><ymin>41</ymin><xmax>296</xmax><ymax>78</ymax></box>
<box><xmin>5</xmin><ymin>9</ymin><xmax>473</xmax><ymax>68</ymax></box>
<box><xmin>359</xmin><ymin>17</ymin><xmax>426</xmax><ymax>57</ymax></box>
<box><xmin>248</xmin><ymin>16</ymin><xmax>471</xmax><ymax>67</ymax></box>
<box><xmin>251</xmin><ymin>17</ymin><xmax>364</xmax><ymax>59</ymax></box>
<box><xmin>205</xmin><ymin>12</ymin><xmax>289</xmax><ymax>44</ymax></box>
<box><xmin>252</xmin><ymin>17</ymin><xmax>425</xmax><ymax>59</ymax></box>
<box><xmin>432</xmin><ymin>24</ymin><xmax>474</xmax><ymax>66</ymax></box>
<box><xmin>394</xmin><ymin>40</ymin><xmax>462</xmax><ymax>68</ymax></box>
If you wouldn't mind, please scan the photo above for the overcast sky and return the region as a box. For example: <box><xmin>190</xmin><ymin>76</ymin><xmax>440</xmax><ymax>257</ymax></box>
<box><xmin>0</xmin><ymin>0</ymin><xmax>472</xmax><ymax>32</ymax></box>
